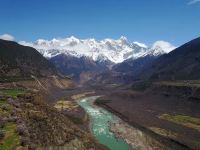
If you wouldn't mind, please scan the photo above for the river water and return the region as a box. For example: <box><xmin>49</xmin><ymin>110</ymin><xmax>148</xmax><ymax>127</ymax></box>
<box><xmin>78</xmin><ymin>96</ymin><xmax>132</xmax><ymax>150</ymax></box>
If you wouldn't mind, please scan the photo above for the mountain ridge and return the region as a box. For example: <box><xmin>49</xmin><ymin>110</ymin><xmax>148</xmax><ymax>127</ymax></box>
<box><xmin>20</xmin><ymin>36</ymin><xmax>176</xmax><ymax>64</ymax></box>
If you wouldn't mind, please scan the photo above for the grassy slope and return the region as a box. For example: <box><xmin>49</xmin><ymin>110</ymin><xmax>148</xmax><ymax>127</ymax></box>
<box><xmin>0</xmin><ymin>90</ymin><xmax>24</xmax><ymax>150</ymax></box>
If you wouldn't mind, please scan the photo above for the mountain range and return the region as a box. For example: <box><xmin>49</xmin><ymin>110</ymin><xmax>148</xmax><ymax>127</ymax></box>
<box><xmin>2</xmin><ymin>36</ymin><xmax>199</xmax><ymax>83</ymax></box>
<box><xmin>18</xmin><ymin>36</ymin><xmax>176</xmax><ymax>80</ymax></box>
<box><xmin>20</xmin><ymin>36</ymin><xmax>176</xmax><ymax>64</ymax></box>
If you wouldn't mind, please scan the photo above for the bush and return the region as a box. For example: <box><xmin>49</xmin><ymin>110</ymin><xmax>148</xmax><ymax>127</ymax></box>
<box><xmin>7</xmin><ymin>98</ymin><xmax>20</xmax><ymax>108</ymax></box>
<box><xmin>0</xmin><ymin>118</ymin><xmax>6</xmax><ymax>128</ymax></box>
<box><xmin>0</xmin><ymin>104</ymin><xmax>11</xmax><ymax>111</ymax></box>
<box><xmin>16</xmin><ymin>124</ymin><xmax>28</xmax><ymax>136</ymax></box>
<box><xmin>0</xmin><ymin>129</ymin><xmax>5</xmax><ymax>139</ymax></box>
<box><xmin>20</xmin><ymin>137</ymin><xmax>29</xmax><ymax>146</ymax></box>
<box><xmin>6</xmin><ymin>116</ymin><xmax>18</xmax><ymax>122</ymax></box>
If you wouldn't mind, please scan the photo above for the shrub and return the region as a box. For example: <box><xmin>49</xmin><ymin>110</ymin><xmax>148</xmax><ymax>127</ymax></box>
<box><xmin>20</xmin><ymin>137</ymin><xmax>29</xmax><ymax>146</ymax></box>
<box><xmin>16</xmin><ymin>124</ymin><xmax>28</xmax><ymax>136</ymax></box>
<box><xmin>0</xmin><ymin>129</ymin><xmax>5</xmax><ymax>139</ymax></box>
<box><xmin>0</xmin><ymin>118</ymin><xmax>6</xmax><ymax>128</ymax></box>
<box><xmin>0</xmin><ymin>104</ymin><xmax>11</xmax><ymax>111</ymax></box>
<box><xmin>7</xmin><ymin>98</ymin><xmax>20</xmax><ymax>108</ymax></box>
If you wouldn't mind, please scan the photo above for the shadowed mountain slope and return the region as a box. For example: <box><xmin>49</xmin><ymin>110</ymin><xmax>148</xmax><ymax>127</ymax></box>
<box><xmin>0</xmin><ymin>39</ymin><xmax>57</xmax><ymax>79</ymax></box>
<box><xmin>50</xmin><ymin>54</ymin><xmax>111</xmax><ymax>80</ymax></box>
<box><xmin>144</xmin><ymin>37</ymin><xmax>200</xmax><ymax>80</ymax></box>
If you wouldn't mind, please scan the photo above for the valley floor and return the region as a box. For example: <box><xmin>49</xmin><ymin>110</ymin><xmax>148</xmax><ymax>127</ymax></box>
<box><xmin>94</xmin><ymin>81</ymin><xmax>200</xmax><ymax>150</ymax></box>
<box><xmin>1</xmin><ymin>79</ymin><xmax>200</xmax><ymax>150</ymax></box>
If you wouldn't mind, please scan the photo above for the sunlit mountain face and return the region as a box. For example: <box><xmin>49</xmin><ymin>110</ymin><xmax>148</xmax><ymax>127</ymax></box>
<box><xmin>20</xmin><ymin>36</ymin><xmax>176</xmax><ymax>64</ymax></box>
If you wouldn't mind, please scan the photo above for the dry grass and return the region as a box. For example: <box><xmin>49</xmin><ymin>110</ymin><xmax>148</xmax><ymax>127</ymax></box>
<box><xmin>54</xmin><ymin>100</ymin><xmax>78</xmax><ymax>111</ymax></box>
<box><xmin>71</xmin><ymin>91</ymin><xmax>95</xmax><ymax>100</ymax></box>
<box><xmin>156</xmin><ymin>80</ymin><xmax>200</xmax><ymax>87</ymax></box>
<box><xmin>159</xmin><ymin>114</ymin><xmax>200</xmax><ymax>132</ymax></box>
<box><xmin>0</xmin><ymin>89</ymin><xmax>25</xmax><ymax>98</ymax></box>
<box><xmin>0</xmin><ymin>123</ymin><xmax>20</xmax><ymax>150</ymax></box>
<box><xmin>150</xmin><ymin>127</ymin><xmax>177</xmax><ymax>139</ymax></box>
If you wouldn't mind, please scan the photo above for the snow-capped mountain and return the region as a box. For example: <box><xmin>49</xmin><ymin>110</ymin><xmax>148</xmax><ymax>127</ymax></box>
<box><xmin>148</xmin><ymin>41</ymin><xmax>176</xmax><ymax>56</ymax></box>
<box><xmin>19</xmin><ymin>36</ymin><xmax>176</xmax><ymax>64</ymax></box>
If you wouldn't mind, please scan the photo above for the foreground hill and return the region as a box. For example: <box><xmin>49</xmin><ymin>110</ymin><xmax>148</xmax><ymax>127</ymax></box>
<box><xmin>0</xmin><ymin>88</ymin><xmax>107</xmax><ymax>150</ymax></box>
<box><xmin>0</xmin><ymin>39</ymin><xmax>57</xmax><ymax>79</ymax></box>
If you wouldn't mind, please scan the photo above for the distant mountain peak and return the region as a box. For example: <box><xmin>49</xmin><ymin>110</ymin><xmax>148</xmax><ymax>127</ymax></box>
<box><xmin>119</xmin><ymin>36</ymin><xmax>128</xmax><ymax>42</ymax></box>
<box><xmin>152</xmin><ymin>41</ymin><xmax>176</xmax><ymax>53</ymax></box>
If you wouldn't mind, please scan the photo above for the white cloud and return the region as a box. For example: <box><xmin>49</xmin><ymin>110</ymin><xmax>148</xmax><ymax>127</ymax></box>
<box><xmin>152</xmin><ymin>41</ymin><xmax>176</xmax><ymax>53</ymax></box>
<box><xmin>188</xmin><ymin>0</ymin><xmax>200</xmax><ymax>4</ymax></box>
<box><xmin>0</xmin><ymin>34</ymin><xmax>15</xmax><ymax>41</ymax></box>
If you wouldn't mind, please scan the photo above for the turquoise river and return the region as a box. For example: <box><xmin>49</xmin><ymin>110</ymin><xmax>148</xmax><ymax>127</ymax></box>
<box><xmin>78</xmin><ymin>96</ymin><xmax>132</xmax><ymax>150</ymax></box>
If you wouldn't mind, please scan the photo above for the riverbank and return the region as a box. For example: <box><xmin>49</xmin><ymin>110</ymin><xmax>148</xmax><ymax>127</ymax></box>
<box><xmin>110</xmin><ymin>121</ymin><xmax>167</xmax><ymax>150</ymax></box>
<box><xmin>96</xmin><ymin>99</ymin><xmax>192</xmax><ymax>150</ymax></box>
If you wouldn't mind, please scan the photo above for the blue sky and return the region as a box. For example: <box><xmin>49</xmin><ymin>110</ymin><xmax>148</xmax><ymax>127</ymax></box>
<box><xmin>0</xmin><ymin>0</ymin><xmax>200</xmax><ymax>46</ymax></box>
